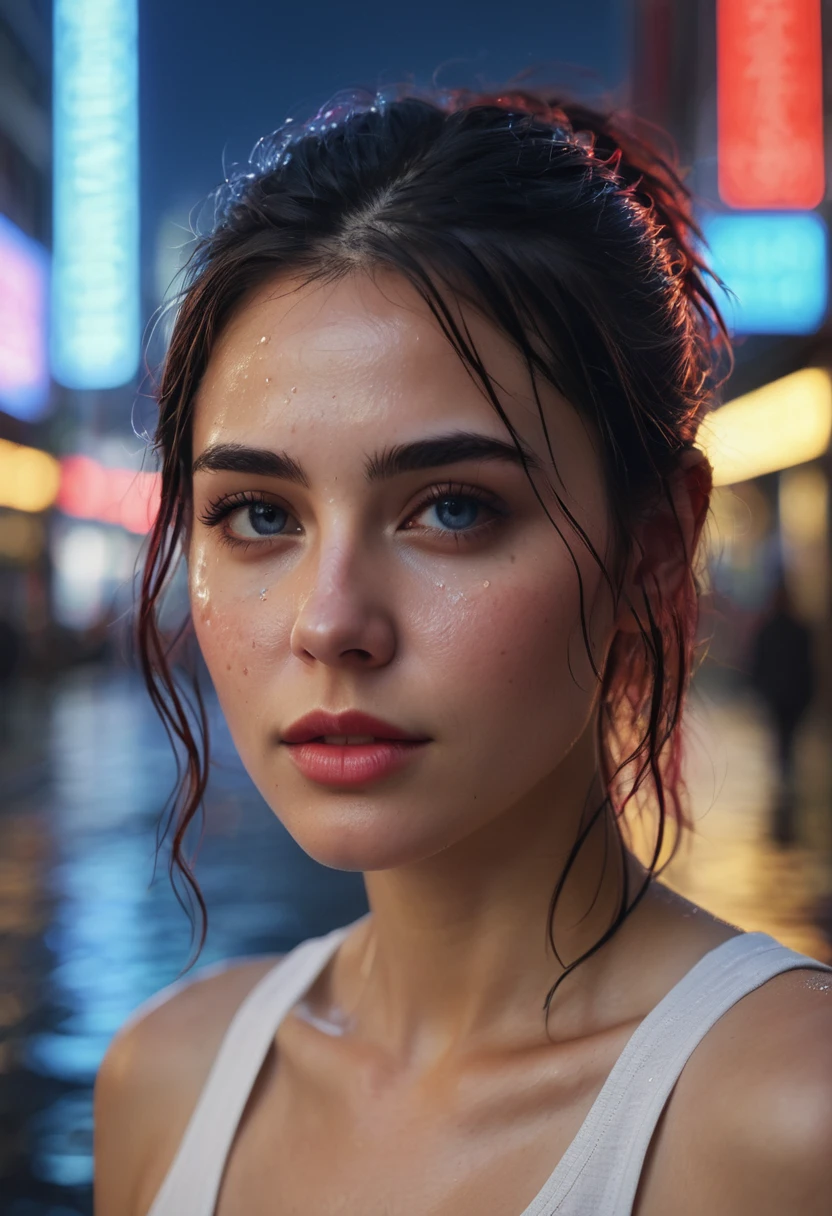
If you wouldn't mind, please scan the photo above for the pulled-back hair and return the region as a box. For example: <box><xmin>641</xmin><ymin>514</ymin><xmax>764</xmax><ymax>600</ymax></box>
<box><xmin>139</xmin><ymin>84</ymin><xmax>729</xmax><ymax>1009</ymax></box>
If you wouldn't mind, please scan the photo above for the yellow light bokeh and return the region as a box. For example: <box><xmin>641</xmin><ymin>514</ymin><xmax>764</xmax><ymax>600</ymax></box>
<box><xmin>700</xmin><ymin>367</ymin><xmax>832</xmax><ymax>486</ymax></box>
<box><xmin>0</xmin><ymin>438</ymin><xmax>61</xmax><ymax>513</ymax></box>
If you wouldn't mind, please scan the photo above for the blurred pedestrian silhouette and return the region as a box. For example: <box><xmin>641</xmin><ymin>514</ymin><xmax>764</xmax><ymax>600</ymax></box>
<box><xmin>749</xmin><ymin>579</ymin><xmax>816</xmax><ymax>845</ymax></box>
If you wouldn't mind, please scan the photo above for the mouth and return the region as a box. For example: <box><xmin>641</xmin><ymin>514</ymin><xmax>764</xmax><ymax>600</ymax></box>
<box><xmin>280</xmin><ymin>713</ymin><xmax>430</xmax><ymax>787</ymax></box>
<box><xmin>281</xmin><ymin>710</ymin><xmax>430</xmax><ymax>746</ymax></box>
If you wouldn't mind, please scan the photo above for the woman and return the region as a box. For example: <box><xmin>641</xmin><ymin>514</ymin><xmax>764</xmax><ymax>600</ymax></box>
<box><xmin>94</xmin><ymin>88</ymin><xmax>832</xmax><ymax>1215</ymax></box>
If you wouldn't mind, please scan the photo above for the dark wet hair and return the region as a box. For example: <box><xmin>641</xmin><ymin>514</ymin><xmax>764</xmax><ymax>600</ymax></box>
<box><xmin>139</xmin><ymin>84</ymin><xmax>729</xmax><ymax>1009</ymax></box>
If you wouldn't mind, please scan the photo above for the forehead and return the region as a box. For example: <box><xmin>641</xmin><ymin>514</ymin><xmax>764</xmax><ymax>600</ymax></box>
<box><xmin>191</xmin><ymin>269</ymin><xmax>578</xmax><ymax>466</ymax></box>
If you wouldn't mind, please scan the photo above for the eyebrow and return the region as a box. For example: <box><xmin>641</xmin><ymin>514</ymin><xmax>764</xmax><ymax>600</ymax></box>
<box><xmin>191</xmin><ymin>431</ymin><xmax>542</xmax><ymax>484</ymax></box>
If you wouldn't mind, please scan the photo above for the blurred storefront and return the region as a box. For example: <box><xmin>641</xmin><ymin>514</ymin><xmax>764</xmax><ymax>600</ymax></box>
<box><xmin>0</xmin><ymin>1</ymin><xmax>53</xmax><ymax>679</ymax></box>
<box><xmin>633</xmin><ymin>0</ymin><xmax>832</xmax><ymax>714</ymax></box>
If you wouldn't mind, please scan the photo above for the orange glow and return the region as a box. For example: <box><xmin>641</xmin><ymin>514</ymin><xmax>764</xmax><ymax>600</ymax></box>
<box><xmin>717</xmin><ymin>0</ymin><xmax>824</xmax><ymax>209</ymax></box>
<box><xmin>57</xmin><ymin>456</ymin><xmax>161</xmax><ymax>534</ymax></box>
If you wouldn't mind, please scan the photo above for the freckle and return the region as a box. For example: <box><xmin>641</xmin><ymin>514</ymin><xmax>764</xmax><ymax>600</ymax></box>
<box><xmin>500</xmin><ymin>649</ymin><xmax>506</xmax><ymax>655</ymax></box>
<box><xmin>243</xmin><ymin>667</ymin><xmax>249</xmax><ymax>676</ymax></box>
<box><xmin>482</xmin><ymin>580</ymin><xmax>490</xmax><ymax>588</ymax></box>
<box><xmin>510</xmin><ymin>554</ymin><xmax>516</xmax><ymax>563</ymax></box>
<box><xmin>226</xmin><ymin>663</ymin><xmax>231</xmax><ymax>671</ymax></box>
<box><xmin>251</xmin><ymin>640</ymin><xmax>257</xmax><ymax>648</ymax></box>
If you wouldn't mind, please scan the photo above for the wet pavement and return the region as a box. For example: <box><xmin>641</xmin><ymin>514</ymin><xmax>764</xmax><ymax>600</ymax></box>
<box><xmin>0</xmin><ymin>666</ymin><xmax>830</xmax><ymax>1215</ymax></box>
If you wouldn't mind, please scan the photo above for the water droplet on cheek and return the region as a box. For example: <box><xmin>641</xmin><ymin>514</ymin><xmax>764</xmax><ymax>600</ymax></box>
<box><xmin>482</xmin><ymin>580</ymin><xmax>490</xmax><ymax>588</ymax></box>
<box><xmin>290</xmin><ymin>386</ymin><xmax>297</xmax><ymax>394</ymax></box>
<box><xmin>259</xmin><ymin>335</ymin><xmax>269</xmax><ymax>344</ymax></box>
<box><xmin>265</xmin><ymin>377</ymin><xmax>270</xmax><ymax>384</ymax></box>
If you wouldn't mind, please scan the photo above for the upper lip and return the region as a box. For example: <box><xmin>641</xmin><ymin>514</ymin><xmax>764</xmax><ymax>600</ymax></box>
<box><xmin>281</xmin><ymin>710</ymin><xmax>430</xmax><ymax>744</ymax></box>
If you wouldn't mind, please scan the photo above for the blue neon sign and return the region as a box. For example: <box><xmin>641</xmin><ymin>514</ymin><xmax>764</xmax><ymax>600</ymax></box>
<box><xmin>52</xmin><ymin>0</ymin><xmax>140</xmax><ymax>390</ymax></box>
<box><xmin>0</xmin><ymin>213</ymin><xmax>50</xmax><ymax>421</ymax></box>
<box><xmin>701</xmin><ymin>212</ymin><xmax>828</xmax><ymax>336</ymax></box>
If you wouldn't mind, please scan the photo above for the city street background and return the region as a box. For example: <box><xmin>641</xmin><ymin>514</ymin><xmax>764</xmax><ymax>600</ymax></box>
<box><xmin>1</xmin><ymin>1</ymin><xmax>831</xmax><ymax>1214</ymax></box>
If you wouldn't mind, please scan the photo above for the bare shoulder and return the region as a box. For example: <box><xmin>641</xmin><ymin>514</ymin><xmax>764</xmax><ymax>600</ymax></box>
<box><xmin>637</xmin><ymin>961</ymin><xmax>832</xmax><ymax>1216</ymax></box>
<box><xmin>93</xmin><ymin>953</ymin><xmax>282</xmax><ymax>1216</ymax></box>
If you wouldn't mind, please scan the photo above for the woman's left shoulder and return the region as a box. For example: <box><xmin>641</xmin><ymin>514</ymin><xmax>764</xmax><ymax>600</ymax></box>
<box><xmin>637</xmin><ymin>958</ymin><xmax>832</xmax><ymax>1216</ymax></box>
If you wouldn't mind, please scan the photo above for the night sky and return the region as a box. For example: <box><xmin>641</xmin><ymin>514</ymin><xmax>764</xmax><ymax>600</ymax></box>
<box><xmin>139</xmin><ymin>0</ymin><xmax>628</xmax><ymax>289</ymax></box>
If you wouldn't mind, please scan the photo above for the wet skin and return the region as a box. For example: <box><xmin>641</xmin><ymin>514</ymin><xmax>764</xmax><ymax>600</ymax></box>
<box><xmin>94</xmin><ymin>271</ymin><xmax>832</xmax><ymax>1216</ymax></box>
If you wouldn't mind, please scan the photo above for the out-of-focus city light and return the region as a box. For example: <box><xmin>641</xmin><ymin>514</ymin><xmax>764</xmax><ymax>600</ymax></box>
<box><xmin>0</xmin><ymin>213</ymin><xmax>50</xmax><ymax>421</ymax></box>
<box><xmin>701</xmin><ymin>368</ymin><xmax>832</xmax><ymax>486</ymax></box>
<box><xmin>51</xmin><ymin>0</ymin><xmax>140</xmax><ymax>390</ymax></box>
<box><xmin>717</xmin><ymin>0</ymin><xmax>824</xmax><ymax>209</ymax></box>
<box><xmin>0</xmin><ymin>439</ymin><xmax>61</xmax><ymax>513</ymax></box>
<box><xmin>57</xmin><ymin>456</ymin><xmax>160</xmax><ymax>534</ymax></box>
<box><xmin>779</xmin><ymin>465</ymin><xmax>829</xmax><ymax>622</ymax></box>
<box><xmin>702</xmin><ymin>212</ymin><xmax>828</xmax><ymax>335</ymax></box>
<box><xmin>52</xmin><ymin>520</ymin><xmax>138</xmax><ymax>630</ymax></box>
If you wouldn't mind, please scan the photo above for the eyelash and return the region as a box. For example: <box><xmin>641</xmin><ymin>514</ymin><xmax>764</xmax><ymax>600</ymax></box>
<box><xmin>197</xmin><ymin>482</ymin><xmax>506</xmax><ymax>550</ymax></box>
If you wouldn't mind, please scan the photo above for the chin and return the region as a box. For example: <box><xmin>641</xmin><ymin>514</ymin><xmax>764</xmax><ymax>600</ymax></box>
<box><xmin>264</xmin><ymin>790</ymin><xmax>471</xmax><ymax>873</ymax></box>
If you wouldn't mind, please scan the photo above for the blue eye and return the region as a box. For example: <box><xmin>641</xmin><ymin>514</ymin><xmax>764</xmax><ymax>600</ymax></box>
<box><xmin>229</xmin><ymin>501</ymin><xmax>289</xmax><ymax>538</ymax></box>
<box><xmin>430</xmin><ymin>496</ymin><xmax>482</xmax><ymax>531</ymax></box>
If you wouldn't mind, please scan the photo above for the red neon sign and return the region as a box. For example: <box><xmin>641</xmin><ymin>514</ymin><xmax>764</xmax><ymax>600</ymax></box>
<box><xmin>57</xmin><ymin>456</ymin><xmax>161</xmax><ymax>534</ymax></box>
<box><xmin>717</xmin><ymin>0</ymin><xmax>825</xmax><ymax>209</ymax></box>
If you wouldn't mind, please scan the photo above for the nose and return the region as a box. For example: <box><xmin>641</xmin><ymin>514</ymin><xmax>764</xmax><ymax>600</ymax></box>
<box><xmin>289</xmin><ymin>536</ymin><xmax>397</xmax><ymax>670</ymax></box>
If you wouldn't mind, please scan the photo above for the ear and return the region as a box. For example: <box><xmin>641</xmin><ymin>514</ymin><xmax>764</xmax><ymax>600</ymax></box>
<box><xmin>614</xmin><ymin>448</ymin><xmax>712</xmax><ymax>635</ymax></box>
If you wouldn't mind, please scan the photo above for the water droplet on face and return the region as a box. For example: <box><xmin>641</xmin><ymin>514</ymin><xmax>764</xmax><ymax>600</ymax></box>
<box><xmin>259</xmin><ymin>335</ymin><xmax>268</xmax><ymax>344</ymax></box>
<box><xmin>483</xmin><ymin>580</ymin><xmax>490</xmax><ymax>588</ymax></box>
<box><xmin>436</xmin><ymin>582</ymin><xmax>445</xmax><ymax>589</ymax></box>
<box><xmin>259</xmin><ymin>588</ymin><xmax>268</xmax><ymax>601</ymax></box>
<box><xmin>265</xmin><ymin>377</ymin><xmax>270</xmax><ymax>384</ymax></box>
<box><xmin>290</xmin><ymin>386</ymin><xmax>297</xmax><ymax>394</ymax></box>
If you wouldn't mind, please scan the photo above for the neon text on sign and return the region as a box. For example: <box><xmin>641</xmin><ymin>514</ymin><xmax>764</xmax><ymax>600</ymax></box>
<box><xmin>51</xmin><ymin>0</ymin><xmax>140</xmax><ymax>389</ymax></box>
<box><xmin>0</xmin><ymin>214</ymin><xmax>50</xmax><ymax>420</ymax></box>
<box><xmin>717</xmin><ymin>0</ymin><xmax>824</xmax><ymax>209</ymax></box>
<box><xmin>702</xmin><ymin>212</ymin><xmax>828</xmax><ymax>335</ymax></box>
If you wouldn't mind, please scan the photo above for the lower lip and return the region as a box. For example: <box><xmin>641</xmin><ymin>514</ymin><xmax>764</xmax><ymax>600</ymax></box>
<box><xmin>284</xmin><ymin>740</ymin><xmax>428</xmax><ymax>787</ymax></box>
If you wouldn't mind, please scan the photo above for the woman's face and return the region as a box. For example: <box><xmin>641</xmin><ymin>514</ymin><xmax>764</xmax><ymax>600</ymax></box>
<box><xmin>188</xmin><ymin>271</ymin><xmax>615</xmax><ymax>871</ymax></box>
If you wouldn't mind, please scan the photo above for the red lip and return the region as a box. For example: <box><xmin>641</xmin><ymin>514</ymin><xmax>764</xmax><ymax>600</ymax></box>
<box><xmin>281</xmin><ymin>710</ymin><xmax>430</xmax><ymax>744</ymax></box>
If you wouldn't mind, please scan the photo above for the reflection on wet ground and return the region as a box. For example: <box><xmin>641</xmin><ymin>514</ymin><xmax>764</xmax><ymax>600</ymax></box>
<box><xmin>0</xmin><ymin>668</ymin><xmax>829</xmax><ymax>1214</ymax></box>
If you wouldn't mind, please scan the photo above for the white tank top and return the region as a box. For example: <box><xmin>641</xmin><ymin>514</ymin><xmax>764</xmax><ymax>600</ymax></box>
<box><xmin>139</xmin><ymin>918</ymin><xmax>831</xmax><ymax>1216</ymax></box>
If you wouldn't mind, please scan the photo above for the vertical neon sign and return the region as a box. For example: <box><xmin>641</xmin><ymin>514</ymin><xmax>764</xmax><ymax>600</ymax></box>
<box><xmin>52</xmin><ymin>0</ymin><xmax>140</xmax><ymax>389</ymax></box>
<box><xmin>717</xmin><ymin>0</ymin><xmax>824</xmax><ymax>209</ymax></box>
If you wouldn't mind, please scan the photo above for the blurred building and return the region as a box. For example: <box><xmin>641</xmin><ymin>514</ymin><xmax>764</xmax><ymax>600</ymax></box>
<box><xmin>0</xmin><ymin>0</ymin><xmax>52</xmax><ymax>671</ymax></box>
<box><xmin>633</xmin><ymin>0</ymin><xmax>832</xmax><ymax>713</ymax></box>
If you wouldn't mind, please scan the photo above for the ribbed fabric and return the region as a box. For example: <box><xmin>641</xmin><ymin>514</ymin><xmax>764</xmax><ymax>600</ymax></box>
<box><xmin>143</xmin><ymin>920</ymin><xmax>831</xmax><ymax>1216</ymax></box>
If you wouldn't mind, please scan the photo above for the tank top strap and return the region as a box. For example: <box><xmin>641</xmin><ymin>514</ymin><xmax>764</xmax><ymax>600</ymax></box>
<box><xmin>145</xmin><ymin>918</ymin><xmax>358</xmax><ymax>1216</ymax></box>
<box><xmin>525</xmin><ymin>932</ymin><xmax>832</xmax><ymax>1216</ymax></box>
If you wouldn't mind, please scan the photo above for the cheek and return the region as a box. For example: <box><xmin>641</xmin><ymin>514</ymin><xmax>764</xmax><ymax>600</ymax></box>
<box><xmin>421</xmin><ymin>554</ymin><xmax>610</xmax><ymax>754</ymax></box>
<box><xmin>188</xmin><ymin>544</ymin><xmax>288</xmax><ymax>719</ymax></box>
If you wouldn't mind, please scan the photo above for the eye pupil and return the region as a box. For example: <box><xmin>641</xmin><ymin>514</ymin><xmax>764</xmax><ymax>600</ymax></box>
<box><xmin>248</xmin><ymin>502</ymin><xmax>285</xmax><ymax>535</ymax></box>
<box><xmin>436</xmin><ymin>496</ymin><xmax>479</xmax><ymax>530</ymax></box>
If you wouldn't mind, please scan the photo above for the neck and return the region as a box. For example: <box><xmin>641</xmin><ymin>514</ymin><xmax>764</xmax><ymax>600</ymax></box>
<box><xmin>332</xmin><ymin>722</ymin><xmax>648</xmax><ymax>1069</ymax></box>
